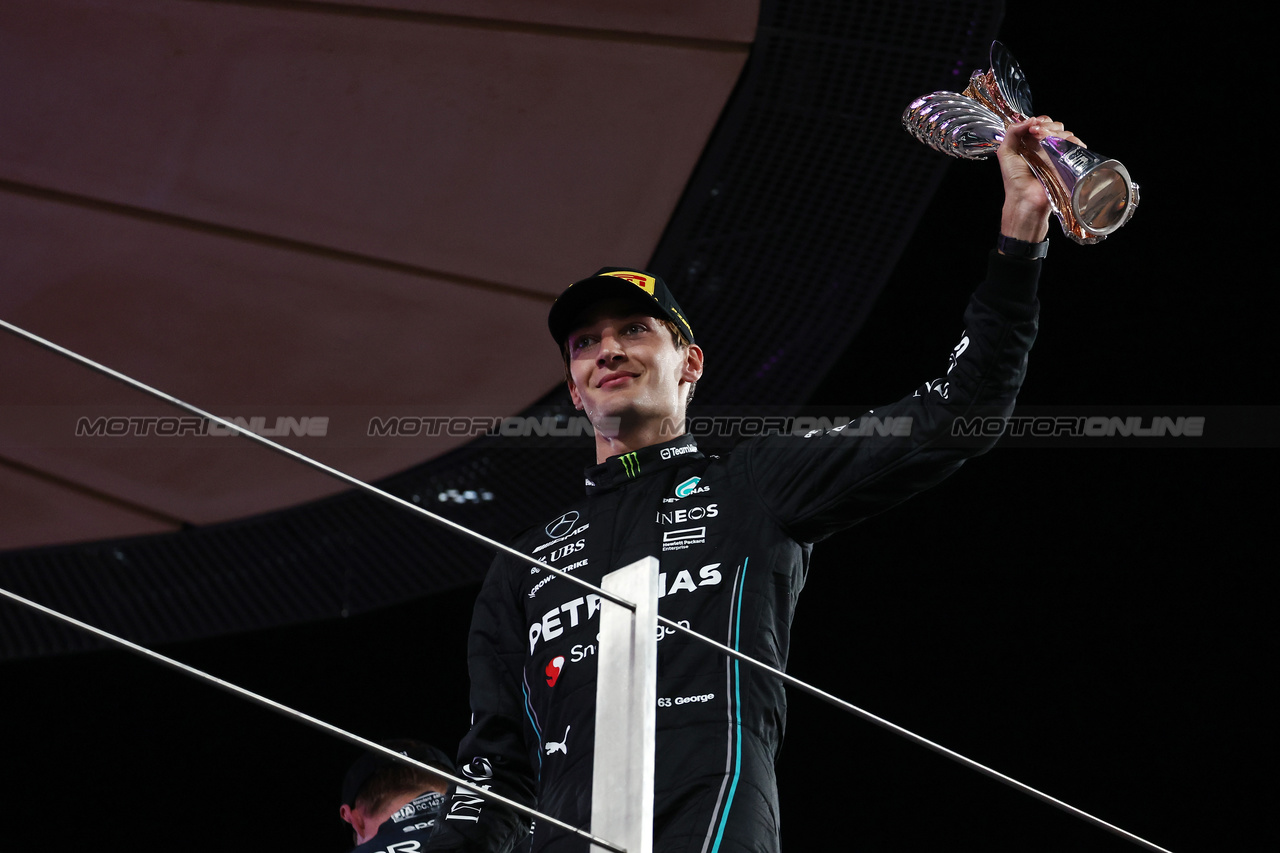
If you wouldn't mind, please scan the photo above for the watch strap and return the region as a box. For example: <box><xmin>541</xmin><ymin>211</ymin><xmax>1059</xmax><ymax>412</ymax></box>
<box><xmin>997</xmin><ymin>233</ymin><xmax>1049</xmax><ymax>259</ymax></box>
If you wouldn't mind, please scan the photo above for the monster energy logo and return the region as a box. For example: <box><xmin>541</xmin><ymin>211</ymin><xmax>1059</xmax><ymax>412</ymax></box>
<box><xmin>619</xmin><ymin>452</ymin><xmax>640</xmax><ymax>478</ymax></box>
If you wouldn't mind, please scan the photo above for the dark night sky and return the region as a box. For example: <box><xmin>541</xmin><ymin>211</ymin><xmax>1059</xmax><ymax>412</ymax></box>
<box><xmin>3</xmin><ymin>6</ymin><xmax>1271</xmax><ymax>853</ymax></box>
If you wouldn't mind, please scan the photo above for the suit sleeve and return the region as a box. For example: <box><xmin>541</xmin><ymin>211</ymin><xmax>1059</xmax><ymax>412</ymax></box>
<box><xmin>426</xmin><ymin>555</ymin><xmax>536</xmax><ymax>853</ymax></box>
<box><xmin>743</xmin><ymin>251</ymin><xmax>1041</xmax><ymax>544</ymax></box>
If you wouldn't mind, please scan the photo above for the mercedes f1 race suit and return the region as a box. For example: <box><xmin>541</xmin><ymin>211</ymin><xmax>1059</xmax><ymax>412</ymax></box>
<box><xmin>426</xmin><ymin>252</ymin><xmax>1041</xmax><ymax>853</ymax></box>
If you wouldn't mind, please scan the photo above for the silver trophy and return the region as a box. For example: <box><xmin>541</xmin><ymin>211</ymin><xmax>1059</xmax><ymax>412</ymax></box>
<box><xmin>903</xmin><ymin>41</ymin><xmax>1138</xmax><ymax>244</ymax></box>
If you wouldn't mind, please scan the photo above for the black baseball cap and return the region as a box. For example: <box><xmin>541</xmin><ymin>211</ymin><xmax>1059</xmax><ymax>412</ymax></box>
<box><xmin>547</xmin><ymin>267</ymin><xmax>694</xmax><ymax>347</ymax></box>
<box><xmin>340</xmin><ymin>739</ymin><xmax>454</xmax><ymax>809</ymax></box>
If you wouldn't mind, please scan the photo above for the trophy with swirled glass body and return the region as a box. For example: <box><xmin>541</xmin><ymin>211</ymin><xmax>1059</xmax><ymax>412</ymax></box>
<box><xmin>903</xmin><ymin>41</ymin><xmax>1138</xmax><ymax>244</ymax></box>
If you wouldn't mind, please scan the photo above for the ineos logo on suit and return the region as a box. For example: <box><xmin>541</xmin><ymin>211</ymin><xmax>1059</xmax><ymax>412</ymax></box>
<box><xmin>656</xmin><ymin>504</ymin><xmax>718</xmax><ymax>525</ymax></box>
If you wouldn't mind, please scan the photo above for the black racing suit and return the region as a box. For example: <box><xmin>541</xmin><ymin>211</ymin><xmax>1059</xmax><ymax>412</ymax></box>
<box><xmin>353</xmin><ymin>791</ymin><xmax>446</xmax><ymax>853</ymax></box>
<box><xmin>427</xmin><ymin>253</ymin><xmax>1041</xmax><ymax>853</ymax></box>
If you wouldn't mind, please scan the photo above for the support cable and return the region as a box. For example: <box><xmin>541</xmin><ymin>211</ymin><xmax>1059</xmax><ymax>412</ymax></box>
<box><xmin>1</xmin><ymin>318</ymin><xmax>1173</xmax><ymax>853</ymax></box>
<box><xmin>0</xmin><ymin>585</ymin><xmax>627</xmax><ymax>853</ymax></box>
<box><xmin>658</xmin><ymin>617</ymin><xmax>1172</xmax><ymax>852</ymax></box>
<box><xmin>0</xmin><ymin>318</ymin><xmax>633</xmax><ymax>615</ymax></box>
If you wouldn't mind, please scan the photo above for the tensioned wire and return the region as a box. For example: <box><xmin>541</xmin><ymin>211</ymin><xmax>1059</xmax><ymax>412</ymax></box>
<box><xmin>0</xmin><ymin>318</ymin><xmax>1174</xmax><ymax>853</ymax></box>
<box><xmin>0</xmin><ymin>584</ymin><xmax>625</xmax><ymax>853</ymax></box>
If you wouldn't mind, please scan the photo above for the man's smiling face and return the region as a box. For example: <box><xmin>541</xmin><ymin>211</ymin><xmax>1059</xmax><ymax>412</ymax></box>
<box><xmin>564</xmin><ymin>298</ymin><xmax>702</xmax><ymax>437</ymax></box>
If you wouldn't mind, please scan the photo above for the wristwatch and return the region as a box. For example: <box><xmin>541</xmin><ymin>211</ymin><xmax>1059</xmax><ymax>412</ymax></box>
<box><xmin>997</xmin><ymin>233</ymin><xmax>1049</xmax><ymax>259</ymax></box>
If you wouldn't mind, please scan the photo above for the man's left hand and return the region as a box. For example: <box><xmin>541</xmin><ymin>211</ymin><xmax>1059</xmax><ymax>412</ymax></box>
<box><xmin>998</xmin><ymin>116</ymin><xmax>1085</xmax><ymax>243</ymax></box>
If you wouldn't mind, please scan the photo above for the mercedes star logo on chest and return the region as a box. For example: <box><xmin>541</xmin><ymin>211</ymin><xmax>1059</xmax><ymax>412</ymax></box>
<box><xmin>545</xmin><ymin>511</ymin><xmax>580</xmax><ymax>539</ymax></box>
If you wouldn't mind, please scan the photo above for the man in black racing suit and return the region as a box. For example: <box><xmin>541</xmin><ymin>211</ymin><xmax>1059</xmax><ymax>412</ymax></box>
<box><xmin>341</xmin><ymin>739</ymin><xmax>453</xmax><ymax>852</ymax></box>
<box><xmin>424</xmin><ymin>116</ymin><xmax>1079</xmax><ymax>853</ymax></box>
